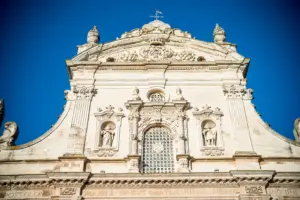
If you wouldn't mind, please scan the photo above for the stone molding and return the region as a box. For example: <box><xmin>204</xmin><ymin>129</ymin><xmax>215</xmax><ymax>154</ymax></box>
<box><xmin>0</xmin><ymin>171</ymin><xmax>299</xmax><ymax>199</ymax></box>
<box><xmin>1</xmin><ymin>171</ymin><xmax>299</xmax><ymax>189</ymax></box>
<box><xmin>66</xmin><ymin>59</ymin><xmax>250</xmax><ymax>79</ymax></box>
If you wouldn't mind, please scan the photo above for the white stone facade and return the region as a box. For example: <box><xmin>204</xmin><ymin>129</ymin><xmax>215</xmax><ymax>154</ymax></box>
<box><xmin>0</xmin><ymin>20</ymin><xmax>299</xmax><ymax>200</ymax></box>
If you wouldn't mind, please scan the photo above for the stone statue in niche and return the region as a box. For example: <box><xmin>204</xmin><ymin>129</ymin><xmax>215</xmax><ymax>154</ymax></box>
<box><xmin>99</xmin><ymin>122</ymin><xmax>116</xmax><ymax>148</ymax></box>
<box><xmin>202</xmin><ymin>120</ymin><xmax>217</xmax><ymax>146</ymax></box>
<box><xmin>294</xmin><ymin>118</ymin><xmax>300</xmax><ymax>142</ymax></box>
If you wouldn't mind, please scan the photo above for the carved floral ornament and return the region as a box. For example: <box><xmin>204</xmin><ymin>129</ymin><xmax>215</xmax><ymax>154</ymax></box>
<box><xmin>92</xmin><ymin>105</ymin><xmax>124</xmax><ymax>157</ymax></box>
<box><xmin>193</xmin><ymin>105</ymin><xmax>224</xmax><ymax>156</ymax></box>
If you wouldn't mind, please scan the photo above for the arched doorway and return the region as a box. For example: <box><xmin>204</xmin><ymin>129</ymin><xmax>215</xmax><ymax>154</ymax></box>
<box><xmin>142</xmin><ymin>126</ymin><xmax>174</xmax><ymax>173</ymax></box>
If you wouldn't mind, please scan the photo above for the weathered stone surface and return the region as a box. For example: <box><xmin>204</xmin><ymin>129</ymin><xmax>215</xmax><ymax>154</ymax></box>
<box><xmin>0</xmin><ymin>15</ymin><xmax>299</xmax><ymax>200</ymax></box>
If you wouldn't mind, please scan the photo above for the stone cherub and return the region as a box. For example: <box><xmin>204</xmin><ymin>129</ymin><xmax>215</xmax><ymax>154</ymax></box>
<box><xmin>0</xmin><ymin>121</ymin><xmax>18</xmax><ymax>148</ymax></box>
<box><xmin>294</xmin><ymin>118</ymin><xmax>300</xmax><ymax>143</ymax></box>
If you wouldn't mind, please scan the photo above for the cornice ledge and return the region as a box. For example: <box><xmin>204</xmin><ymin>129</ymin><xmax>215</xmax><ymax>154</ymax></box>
<box><xmin>0</xmin><ymin>159</ymin><xmax>59</xmax><ymax>163</ymax></box>
<box><xmin>46</xmin><ymin>172</ymin><xmax>91</xmax><ymax>180</ymax></box>
<box><xmin>271</xmin><ymin>172</ymin><xmax>300</xmax><ymax>185</ymax></box>
<box><xmin>230</xmin><ymin>170</ymin><xmax>275</xmax><ymax>185</ymax></box>
<box><xmin>230</xmin><ymin>170</ymin><xmax>275</xmax><ymax>177</ymax></box>
<box><xmin>86</xmin><ymin>172</ymin><xmax>237</xmax><ymax>187</ymax></box>
<box><xmin>68</xmin><ymin>61</ymin><xmax>102</xmax><ymax>66</ymax></box>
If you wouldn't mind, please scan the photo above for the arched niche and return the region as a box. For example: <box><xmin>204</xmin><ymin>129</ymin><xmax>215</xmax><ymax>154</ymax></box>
<box><xmin>193</xmin><ymin>105</ymin><xmax>224</xmax><ymax>156</ymax></box>
<box><xmin>93</xmin><ymin>105</ymin><xmax>124</xmax><ymax>157</ymax></box>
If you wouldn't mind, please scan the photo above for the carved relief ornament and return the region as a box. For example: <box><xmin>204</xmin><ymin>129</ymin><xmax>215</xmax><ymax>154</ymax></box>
<box><xmin>193</xmin><ymin>105</ymin><xmax>224</xmax><ymax>156</ymax></box>
<box><xmin>223</xmin><ymin>85</ymin><xmax>253</xmax><ymax>99</ymax></box>
<box><xmin>73</xmin><ymin>86</ymin><xmax>97</xmax><ymax>100</ymax></box>
<box><xmin>101</xmin><ymin>47</ymin><xmax>197</xmax><ymax>62</ymax></box>
<box><xmin>126</xmin><ymin>93</ymin><xmax>189</xmax><ymax>149</ymax></box>
<box><xmin>92</xmin><ymin>105</ymin><xmax>124</xmax><ymax>157</ymax></box>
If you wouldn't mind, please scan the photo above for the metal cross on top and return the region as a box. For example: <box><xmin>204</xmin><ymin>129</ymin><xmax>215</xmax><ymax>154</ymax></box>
<box><xmin>150</xmin><ymin>10</ymin><xmax>164</xmax><ymax>20</ymax></box>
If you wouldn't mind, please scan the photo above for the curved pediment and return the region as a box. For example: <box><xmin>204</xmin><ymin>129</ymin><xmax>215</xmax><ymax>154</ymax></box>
<box><xmin>72</xmin><ymin>20</ymin><xmax>244</xmax><ymax>63</ymax></box>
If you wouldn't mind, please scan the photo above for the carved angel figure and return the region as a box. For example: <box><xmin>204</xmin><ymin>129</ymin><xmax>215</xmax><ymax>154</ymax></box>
<box><xmin>202</xmin><ymin>121</ymin><xmax>217</xmax><ymax>146</ymax></box>
<box><xmin>0</xmin><ymin>121</ymin><xmax>18</xmax><ymax>148</ymax></box>
<box><xmin>100</xmin><ymin>123</ymin><xmax>115</xmax><ymax>148</ymax></box>
<box><xmin>294</xmin><ymin>118</ymin><xmax>300</xmax><ymax>142</ymax></box>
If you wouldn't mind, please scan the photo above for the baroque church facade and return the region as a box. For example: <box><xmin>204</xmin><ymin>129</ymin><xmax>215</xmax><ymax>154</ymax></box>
<box><xmin>0</xmin><ymin>18</ymin><xmax>300</xmax><ymax>200</ymax></box>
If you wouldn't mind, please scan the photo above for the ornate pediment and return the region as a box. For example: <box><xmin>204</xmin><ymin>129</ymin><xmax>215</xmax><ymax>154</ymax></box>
<box><xmin>72</xmin><ymin>20</ymin><xmax>245</xmax><ymax>63</ymax></box>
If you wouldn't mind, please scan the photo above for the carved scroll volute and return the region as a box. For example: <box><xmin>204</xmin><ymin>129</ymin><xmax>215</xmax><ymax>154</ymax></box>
<box><xmin>193</xmin><ymin>105</ymin><xmax>224</xmax><ymax>156</ymax></box>
<box><xmin>125</xmin><ymin>100</ymin><xmax>143</xmax><ymax>156</ymax></box>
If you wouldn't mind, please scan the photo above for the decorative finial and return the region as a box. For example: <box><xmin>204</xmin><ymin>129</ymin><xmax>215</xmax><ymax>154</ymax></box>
<box><xmin>150</xmin><ymin>10</ymin><xmax>164</xmax><ymax>20</ymax></box>
<box><xmin>87</xmin><ymin>26</ymin><xmax>100</xmax><ymax>44</ymax></box>
<box><xmin>213</xmin><ymin>23</ymin><xmax>226</xmax><ymax>44</ymax></box>
<box><xmin>202</xmin><ymin>104</ymin><xmax>211</xmax><ymax>110</ymax></box>
<box><xmin>132</xmin><ymin>87</ymin><xmax>141</xmax><ymax>100</ymax></box>
<box><xmin>174</xmin><ymin>88</ymin><xmax>185</xmax><ymax>100</ymax></box>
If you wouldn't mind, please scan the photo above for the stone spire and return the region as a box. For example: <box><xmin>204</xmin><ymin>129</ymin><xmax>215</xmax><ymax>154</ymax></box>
<box><xmin>213</xmin><ymin>24</ymin><xmax>226</xmax><ymax>44</ymax></box>
<box><xmin>87</xmin><ymin>26</ymin><xmax>100</xmax><ymax>44</ymax></box>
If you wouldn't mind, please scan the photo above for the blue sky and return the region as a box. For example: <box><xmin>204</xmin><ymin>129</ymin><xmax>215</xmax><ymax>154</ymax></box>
<box><xmin>0</xmin><ymin>0</ymin><xmax>299</xmax><ymax>145</ymax></box>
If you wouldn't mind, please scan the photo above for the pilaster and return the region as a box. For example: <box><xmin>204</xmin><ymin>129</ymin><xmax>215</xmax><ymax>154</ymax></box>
<box><xmin>223</xmin><ymin>85</ymin><xmax>254</xmax><ymax>152</ymax></box>
<box><xmin>65</xmin><ymin>86</ymin><xmax>96</xmax><ymax>156</ymax></box>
